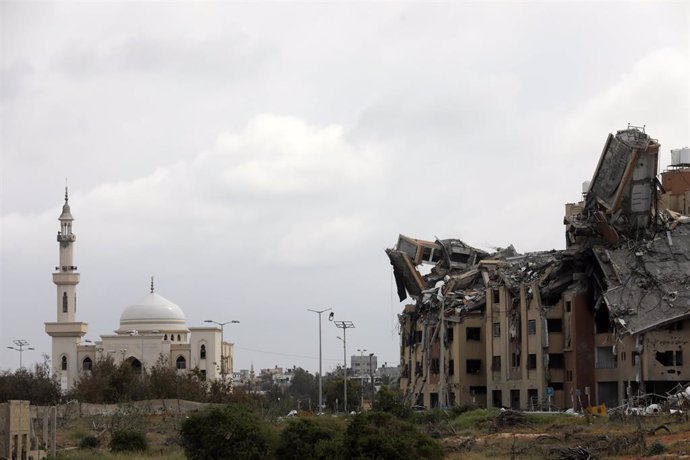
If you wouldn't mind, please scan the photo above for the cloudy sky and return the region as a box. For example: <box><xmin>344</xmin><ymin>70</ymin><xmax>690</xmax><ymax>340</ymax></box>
<box><xmin>1</xmin><ymin>1</ymin><xmax>688</xmax><ymax>375</ymax></box>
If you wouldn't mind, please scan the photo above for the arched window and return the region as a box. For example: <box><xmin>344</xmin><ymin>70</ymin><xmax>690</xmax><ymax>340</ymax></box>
<box><xmin>200</xmin><ymin>344</ymin><xmax>206</xmax><ymax>359</ymax></box>
<box><xmin>82</xmin><ymin>357</ymin><xmax>92</xmax><ymax>371</ymax></box>
<box><xmin>177</xmin><ymin>334</ymin><xmax>181</xmax><ymax>341</ymax></box>
<box><xmin>164</xmin><ymin>334</ymin><xmax>168</xmax><ymax>340</ymax></box>
<box><xmin>61</xmin><ymin>356</ymin><xmax>67</xmax><ymax>370</ymax></box>
<box><xmin>170</xmin><ymin>334</ymin><xmax>174</xmax><ymax>341</ymax></box>
<box><xmin>176</xmin><ymin>356</ymin><xmax>186</xmax><ymax>370</ymax></box>
<box><xmin>62</xmin><ymin>292</ymin><xmax>68</xmax><ymax>313</ymax></box>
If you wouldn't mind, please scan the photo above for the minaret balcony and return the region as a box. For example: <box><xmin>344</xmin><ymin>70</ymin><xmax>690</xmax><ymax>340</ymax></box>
<box><xmin>52</xmin><ymin>272</ymin><xmax>80</xmax><ymax>285</ymax></box>
<box><xmin>57</xmin><ymin>233</ymin><xmax>77</xmax><ymax>243</ymax></box>
<box><xmin>55</xmin><ymin>265</ymin><xmax>78</xmax><ymax>272</ymax></box>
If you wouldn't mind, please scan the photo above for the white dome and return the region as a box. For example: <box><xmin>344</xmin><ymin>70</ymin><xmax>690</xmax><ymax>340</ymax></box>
<box><xmin>118</xmin><ymin>292</ymin><xmax>188</xmax><ymax>333</ymax></box>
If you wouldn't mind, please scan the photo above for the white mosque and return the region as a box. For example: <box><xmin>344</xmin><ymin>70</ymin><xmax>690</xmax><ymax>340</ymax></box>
<box><xmin>44</xmin><ymin>189</ymin><xmax>234</xmax><ymax>391</ymax></box>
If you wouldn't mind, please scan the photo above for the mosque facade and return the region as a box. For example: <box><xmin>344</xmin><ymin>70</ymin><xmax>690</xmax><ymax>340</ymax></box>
<box><xmin>44</xmin><ymin>190</ymin><xmax>234</xmax><ymax>391</ymax></box>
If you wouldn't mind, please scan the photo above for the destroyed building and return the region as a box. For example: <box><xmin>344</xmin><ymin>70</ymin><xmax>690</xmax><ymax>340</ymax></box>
<box><xmin>388</xmin><ymin>128</ymin><xmax>690</xmax><ymax>411</ymax></box>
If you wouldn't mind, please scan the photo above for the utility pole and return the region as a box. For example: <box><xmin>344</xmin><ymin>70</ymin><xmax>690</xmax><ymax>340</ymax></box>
<box><xmin>308</xmin><ymin>308</ymin><xmax>332</xmax><ymax>414</ymax></box>
<box><xmin>357</xmin><ymin>348</ymin><xmax>367</xmax><ymax>410</ymax></box>
<box><xmin>334</xmin><ymin>320</ymin><xmax>354</xmax><ymax>414</ymax></box>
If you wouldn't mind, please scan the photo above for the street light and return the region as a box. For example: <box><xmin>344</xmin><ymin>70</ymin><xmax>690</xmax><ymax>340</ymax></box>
<box><xmin>204</xmin><ymin>319</ymin><xmax>240</xmax><ymax>383</ymax></box>
<box><xmin>334</xmin><ymin>320</ymin><xmax>355</xmax><ymax>414</ymax></box>
<box><xmin>357</xmin><ymin>348</ymin><xmax>367</xmax><ymax>410</ymax></box>
<box><xmin>369</xmin><ymin>353</ymin><xmax>375</xmax><ymax>408</ymax></box>
<box><xmin>7</xmin><ymin>339</ymin><xmax>34</xmax><ymax>369</ymax></box>
<box><xmin>307</xmin><ymin>308</ymin><xmax>332</xmax><ymax>414</ymax></box>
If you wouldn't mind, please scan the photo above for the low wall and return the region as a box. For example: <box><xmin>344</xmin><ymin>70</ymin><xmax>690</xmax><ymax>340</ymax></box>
<box><xmin>31</xmin><ymin>399</ymin><xmax>216</xmax><ymax>418</ymax></box>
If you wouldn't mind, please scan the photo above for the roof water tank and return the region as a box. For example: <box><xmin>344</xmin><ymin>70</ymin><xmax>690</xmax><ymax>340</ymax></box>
<box><xmin>671</xmin><ymin>147</ymin><xmax>690</xmax><ymax>165</ymax></box>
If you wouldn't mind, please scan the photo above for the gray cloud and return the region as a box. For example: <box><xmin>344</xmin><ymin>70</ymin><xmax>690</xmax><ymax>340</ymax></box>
<box><xmin>1</xmin><ymin>1</ymin><xmax>688</xmax><ymax>374</ymax></box>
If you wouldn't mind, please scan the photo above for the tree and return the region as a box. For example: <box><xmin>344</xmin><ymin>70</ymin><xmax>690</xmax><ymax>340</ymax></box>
<box><xmin>324</xmin><ymin>378</ymin><xmax>361</xmax><ymax>413</ymax></box>
<box><xmin>0</xmin><ymin>356</ymin><xmax>61</xmax><ymax>405</ymax></box>
<box><xmin>374</xmin><ymin>386</ymin><xmax>411</xmax><ymax>419</ymax></box>
<box><xmin>287</xmin><ymin>368</ymin><xmax>317</xmax><ymax>406</ymax></box>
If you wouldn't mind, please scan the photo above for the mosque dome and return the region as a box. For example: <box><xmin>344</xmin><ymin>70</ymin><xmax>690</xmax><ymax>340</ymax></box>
<box><xmin>118</xmin><ymin>292</ymin><xmax>189</xmax><ymax>333</ymax></box>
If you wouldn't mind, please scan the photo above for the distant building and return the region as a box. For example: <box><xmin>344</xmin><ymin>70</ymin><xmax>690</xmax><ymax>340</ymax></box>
<box><xmin>44</xmin><ymin>190</ymin><xmax>235</xmax><ymax>391</ymax></box>
<box><xmin>351</xmin><ymin>354</ymin><xmax>377</xmax><ymax>377</ymax></box>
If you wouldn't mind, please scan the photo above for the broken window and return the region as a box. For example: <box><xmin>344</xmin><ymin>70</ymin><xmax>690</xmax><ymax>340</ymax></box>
<box><xmin>492</xmin><ymin>390</ymin><xmax>502</xmax><ymax>407</ymax></box>
<box><xmin>492</xmin><ymin>356</ymin><xmax>501</xmax><ymax>372</ymax></box>
<box><xmin>549</xmin><ymin>353</ymin><xmax>564</xmax><ymax>369</ymax></box>
<box><xmin>82</xmin><ymin>357</ymin><xmax>92</xmax><ymax>371</ymax></box>
<box><xmin>431</xmin><ymin>358</ymin><xmax>440</xmax><ymax>374</ymax></box>
<box><xmin>493</xmin><ymin>322</ymin><xmax>501</xmax><ymax>338</ymax></box>
<box><xmin>565</xmin><ymin>301</ymin><xmax>572</xmax><ymax>313</ymax></box>
<box><xmin>492</xmin><ymin>289</ymin><xmax>500</xmax><ymax>304</ymax></box>
<box><xmin>415</xmin><ymin>330</ymin><xmax>423</xmax><ymax>344</ymax></box>
<box><xmin>466</xmin><ymin>327</ymin><xmax>481</xmax><ymax>341</ymax></box>
<box><xmin>655</xmin><ymin>350</ymin><xmax>682</xmax><ymax>367</ymax></box>
<box><xmin>470</xmin><ymin>385</ymin><xmax>487</xmax><ymax>395</ymax></box>
<box><xmin>511</xmin><ymin>352</ymin><xmax>520</xmax><ymax>368</ymax></box>
<box><xmin>446</xmin><ymin>327</ymin><xmax>454</xmax><ymax>342</ymax></box>
<box><xmin>448</xmin><ymin>359</ymin><xmax>455</xmax><ymax>376</ymax></box>
<box><xmin>528</xmin><ymin>320</ymin><xmax>536</xmax><ymax>335</ymax></box>
<box><xmin>547</xmin><ymin>319</ymin><xmax>563</xmax><ymax>333</ymax></box>
<box><xmin>596</xmin><ymin>346</ymin><xmax>616</xmax><ymax>369</ymax></box>
<box><xmin>551</xmin><ymin>382</ymin><xmax>564</xmax><ymax>390</ymax></box>
<box><xmin>466</xmin><ymin>359</ymin><xmax>481</xmax><ymax>374</ymax></box>
<box><xmin>594</xmin><ymin>306</ymin><xmax>611</xmax><ymax>333</ymax></box>
<box><xmin>632</xmin><ymin>351</ymin><xmax>640</xmax><ymax>367</ymax></box>
<box><xmin>527</xmin><ymin>353</ymin><xmax>537</xmax><ymax>370</ymax></box>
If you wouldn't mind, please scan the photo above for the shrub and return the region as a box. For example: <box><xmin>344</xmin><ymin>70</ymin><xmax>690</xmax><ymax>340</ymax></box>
<box><xmin>79</xmin><ymin>435</ymin><xmax>100</xmax><ymax>448</ymax></box>
<box><xmin>180</xmin><ymin>404</ymin><xmax>272</xmax><ymax>460</ymax></box>
<box><xmin>647</xmin><ymin>441</ymin><xmax>666</xmax><ymax>456</ymax></box>
<box><xmin>373</xmin><ymin>386</ymin><xmax>412</xmax><ymax>420</ymax></box>
<box><xmin>275</xmin><ymin>418</ymin><xmax>344</xmax><ymax>460</ymax></box>
<box><xmin>344</xmin><ymin>411</ymin><xmax>443</xmax><ymax>460</ymax></box>
<box><xmin>109</xmin><ymin>429</ymin><xmax>147</xmax><ymax>452</ymax></box>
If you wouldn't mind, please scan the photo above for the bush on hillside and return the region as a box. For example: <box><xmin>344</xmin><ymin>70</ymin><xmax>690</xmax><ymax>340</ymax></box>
<box><xmin>180</xmin><ymin>404</ymin><xmax>272</xmax><ymax>460</ymax></box>
<box><xmin>109</xmin><ymin>429</ymin><xmax>147</xmax><ymax>452</ymax></box>
<box><xmin>275</xmin><ymin>417</ymin><xmax>344</xmax><ymax>460</ymax></box>
<box><xmin>344</xmin><ymin>411</ymin><xmax>443</xmax><ymax>460</ymax></box>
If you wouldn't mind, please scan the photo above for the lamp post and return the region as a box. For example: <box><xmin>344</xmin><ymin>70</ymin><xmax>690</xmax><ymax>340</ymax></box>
<box><xmin>204</xmin><ymin>319</ymin><xmax>240</xmax><ymax>383</ymax></box>
<box><xmin>357</xmin><ymin>348</ymin><xmax>367</xmax><ymax>410</ymax></box>
<box><xmin>307</xmin><ymin>308</ymin><xmax>332</xmax><ymax>414</ymax></box>
<box><xmin>7</xmin><ymin>339</ymin><xmax>34</xmax><ymax>369</ymax></box>
<box><xmin>334</xmin><ymin>320</ymin><xmax>355</xmax><ymax>414</ymax></box>
<box><xmin>369</xmin><ymin>353</ymin><xmax>375</xmax><ymax>408</ymax></box>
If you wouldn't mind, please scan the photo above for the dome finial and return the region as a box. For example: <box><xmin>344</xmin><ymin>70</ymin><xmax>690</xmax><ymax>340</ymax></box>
<box><xmin>150</xmin><ymin>276</ymin><xmax>155</xmax><ymax>293</ymax></box>
<box><xmin>64</xmin><ymin>178</ymin><xmax>69</xmax><ymax>203</ymax></box>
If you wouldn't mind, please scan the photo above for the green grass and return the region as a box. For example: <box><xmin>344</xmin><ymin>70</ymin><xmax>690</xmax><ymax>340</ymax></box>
<box><xmin>451</xmin><ymin>408</ymin><xmax>500</xmax><ymax>431</ymax></box>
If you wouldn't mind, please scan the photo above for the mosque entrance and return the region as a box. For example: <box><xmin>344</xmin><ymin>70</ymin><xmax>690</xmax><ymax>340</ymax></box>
<box><xmin>125</xmin><ymin>357</ymin><xmax>143</xmax><ymax>374</ymax></box>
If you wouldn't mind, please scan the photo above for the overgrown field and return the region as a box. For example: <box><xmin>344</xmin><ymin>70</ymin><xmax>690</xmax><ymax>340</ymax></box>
<box><xmin>54</xmin><ymin>405</ymin><xmax>690</xmax><ymax>459</ymax></box>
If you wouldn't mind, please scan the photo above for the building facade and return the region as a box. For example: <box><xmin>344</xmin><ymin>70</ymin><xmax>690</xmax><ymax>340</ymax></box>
<box><xmin>393</xmin><ymin>129</ymin><xmax>690</xmax><ymax>411</ymax></box>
